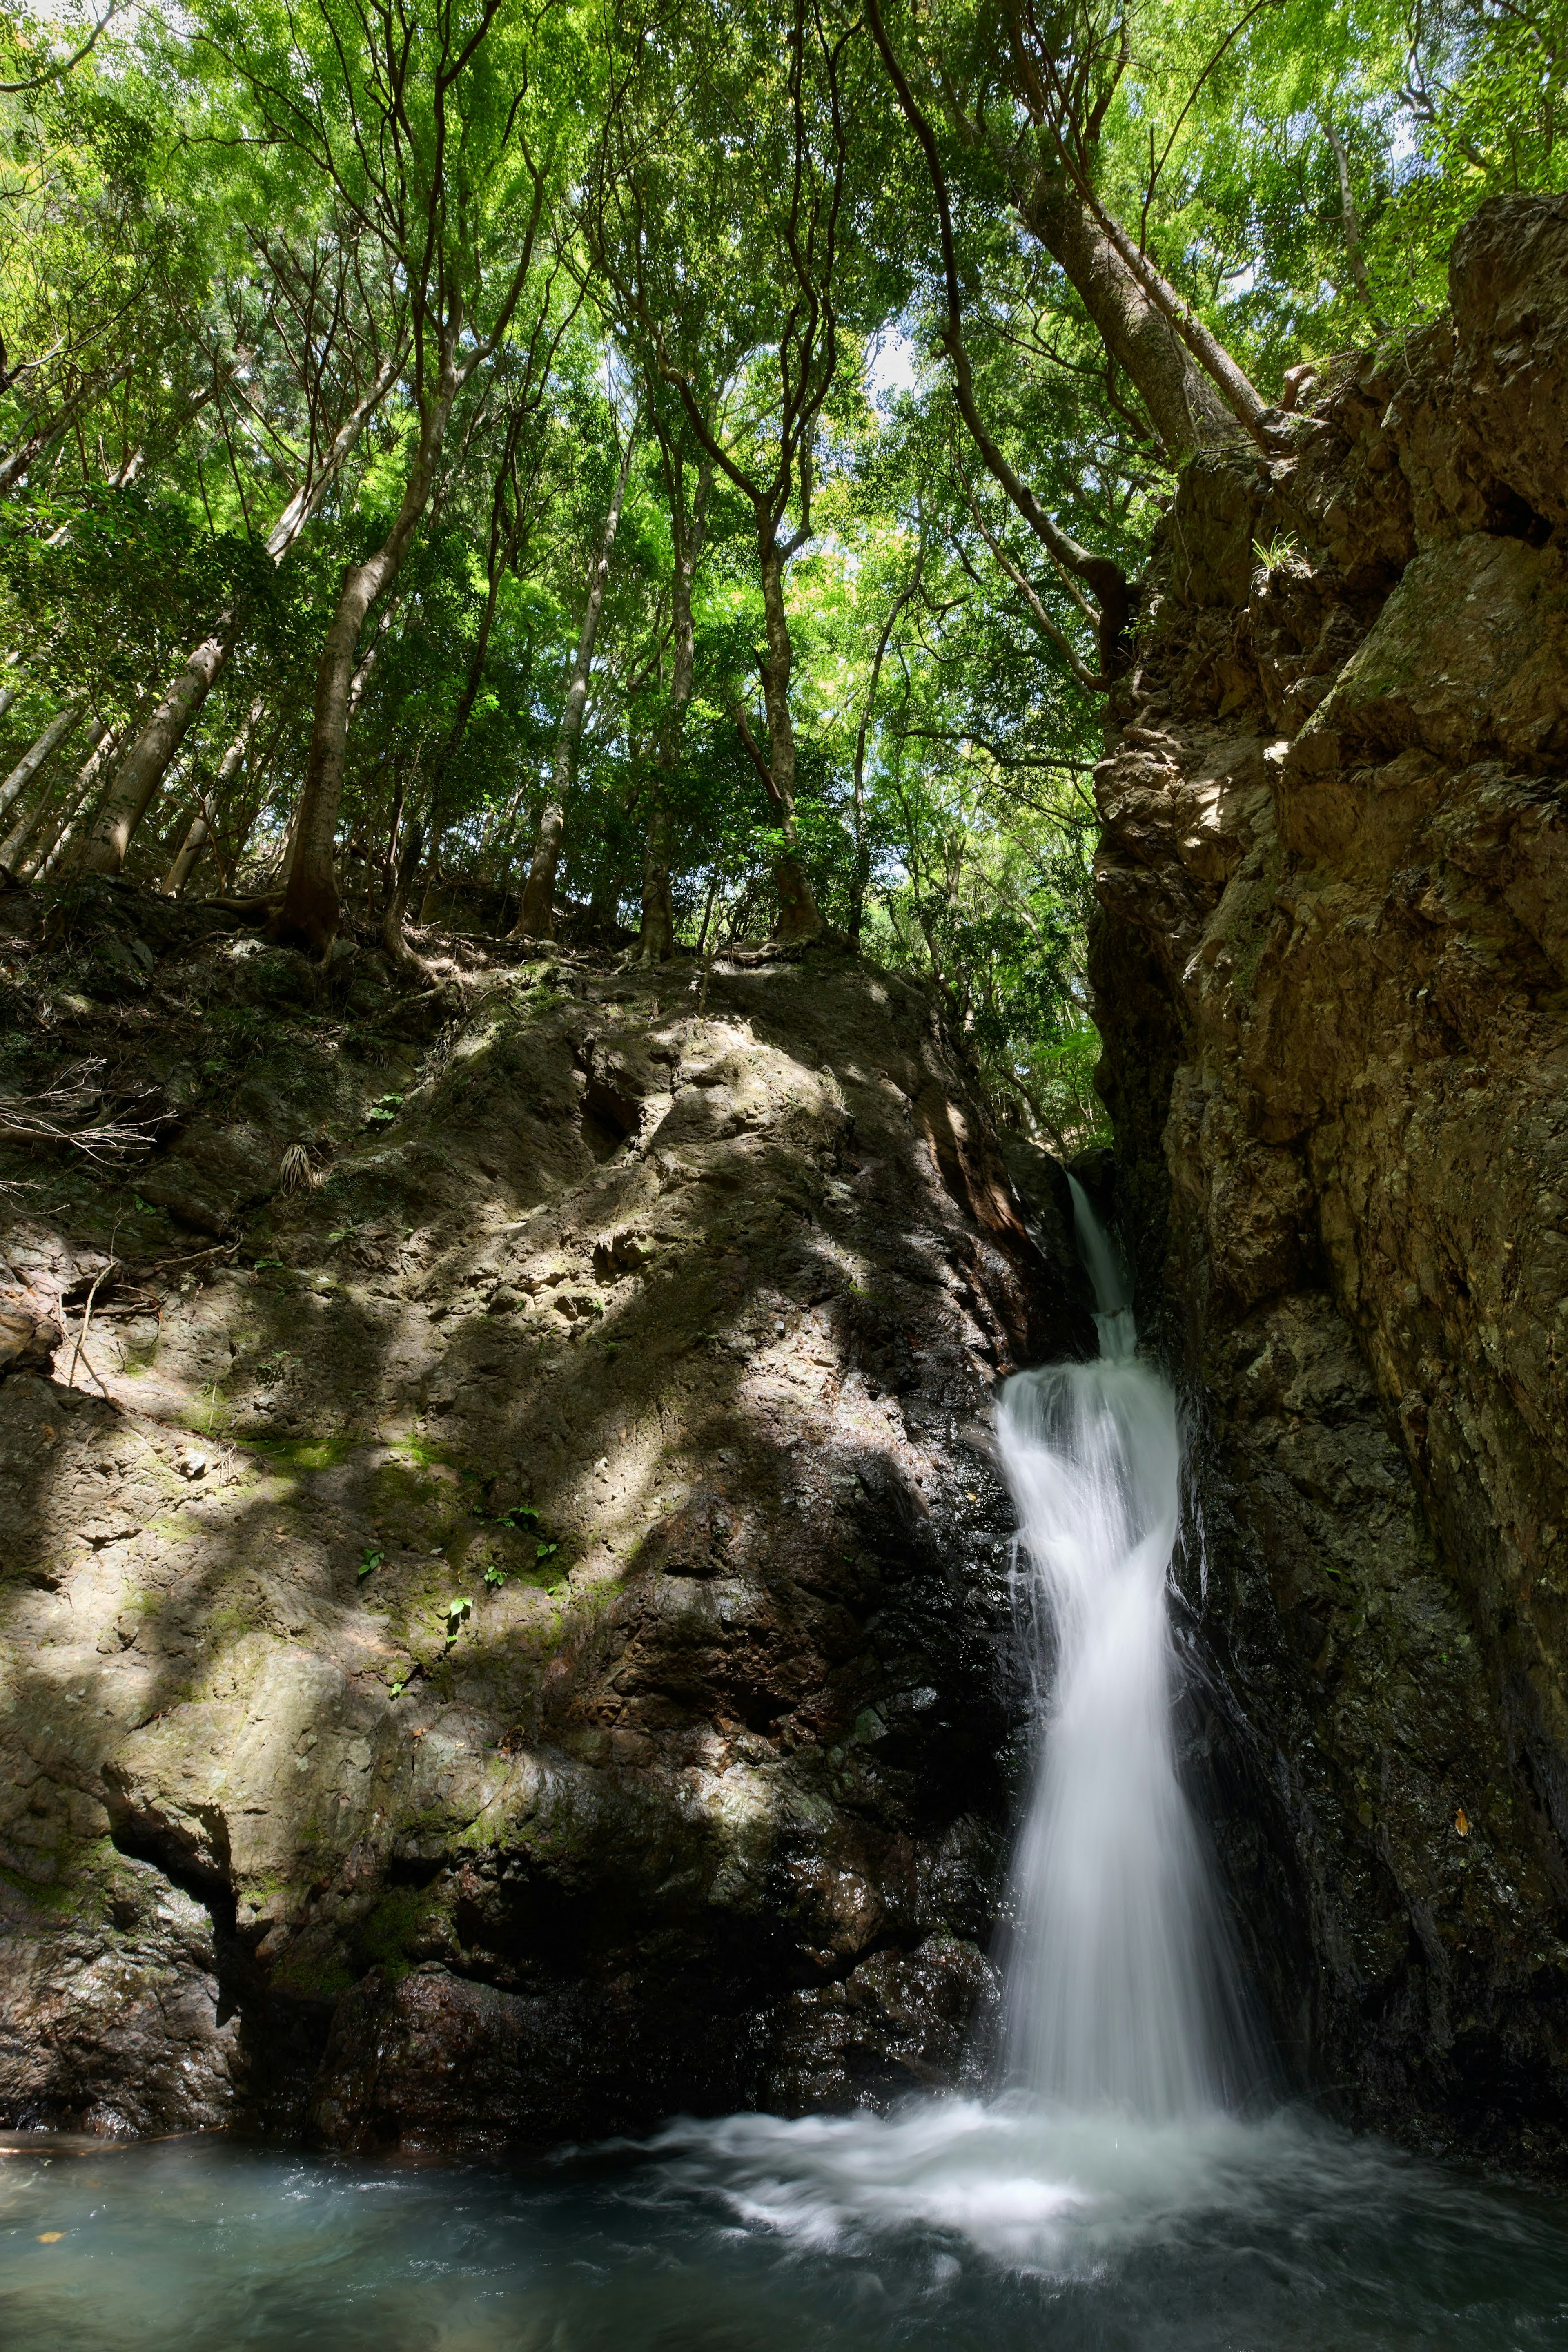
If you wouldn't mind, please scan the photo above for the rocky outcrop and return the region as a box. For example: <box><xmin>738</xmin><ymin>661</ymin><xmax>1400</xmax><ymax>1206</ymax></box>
<box><xmin>1092</xmin><ymin>192</ymin><xmax>1568</xmax><ymax>2165</ymax></box>
<box><xmin>0</xmin><ymin>895</ymin><xmax>1087</xmax><ymax>2147</ymax></box>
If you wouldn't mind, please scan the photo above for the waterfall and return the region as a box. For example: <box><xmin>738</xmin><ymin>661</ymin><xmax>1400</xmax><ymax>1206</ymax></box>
<box><xmin>631</xmin><ymin>1170</ymin><xmax>1282</xmax><ymax>2280</ymax></box>
<box><xmin>994</xmin><ymin>1174</ymin><xmax>1252</xmax><ymax>2118</ymax></box>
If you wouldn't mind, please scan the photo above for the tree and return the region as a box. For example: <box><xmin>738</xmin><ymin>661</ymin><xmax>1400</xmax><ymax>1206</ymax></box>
<box><xmin>512</xmin><ymin>402</ymin><xmax>637</xmax><ymax>940</ymax></box>
<box><xmin>606</xmin><ymin>0</ymin><xmax>895</xmax><ymax>939</ymax></box>
<box><xmin>198</xmin><ymin>0</ymin><xmax>585</xmax><ymax>948</ymax></box>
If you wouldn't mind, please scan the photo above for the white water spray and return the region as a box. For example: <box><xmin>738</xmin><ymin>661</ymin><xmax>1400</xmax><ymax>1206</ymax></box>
<box><xmin>994</xmin><ymin>1175</ymin><xmax>1250</xmax><ymax>2118</ymax></box>
<box><xmin>633</xmin><ymin>1174</ymin><xmax>1272</xmax><ymax>2270</ymax></box>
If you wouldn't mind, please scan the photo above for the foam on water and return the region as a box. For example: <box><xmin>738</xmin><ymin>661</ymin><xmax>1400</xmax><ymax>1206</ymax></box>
<box><xmin>6</xmin><ymin>2116</ymin><xmax>1568</xmax><ymax>2351</ymax></box>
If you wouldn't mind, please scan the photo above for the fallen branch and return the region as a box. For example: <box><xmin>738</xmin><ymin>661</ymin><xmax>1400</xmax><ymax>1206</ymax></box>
<box><xmin>67</xmin><ymin>1256</ymin><xmax>116</xmax><ymax>1397</ymax></box>
<box><xmin>0</xmin><ymin>1060</ymin><xmax>164</xmax><ymax>1164</ymax></box>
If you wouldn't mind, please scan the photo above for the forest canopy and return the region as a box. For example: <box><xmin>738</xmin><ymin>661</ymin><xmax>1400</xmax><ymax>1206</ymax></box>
<box><xmin>0</xmin><ymin>0</ymin><xmax>1562</xmax><ymax>1148</ymax></box>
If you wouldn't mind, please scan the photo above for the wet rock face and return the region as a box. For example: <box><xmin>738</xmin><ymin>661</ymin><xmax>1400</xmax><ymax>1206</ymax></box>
<box><xmin>0</xmin><ymin>923</ymin><xmax>1087</xmax><ymax>2150</ymax></box>
<box><xmin>1093</xmin><ymin>193</ymin><xmax>1568</xmax><ymax>2166</ymax></box>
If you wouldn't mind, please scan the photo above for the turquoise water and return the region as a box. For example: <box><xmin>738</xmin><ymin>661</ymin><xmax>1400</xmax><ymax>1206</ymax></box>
<box><xmin>4</xmin><ymin>2099</ymin><xmax>1568</xmax><ymax>2350</ymax></box>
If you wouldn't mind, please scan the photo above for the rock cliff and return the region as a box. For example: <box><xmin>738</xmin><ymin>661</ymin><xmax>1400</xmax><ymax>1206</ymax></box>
<box><xmin>0</xmin><ymin>906</ymin><xmax>1087</xmax><ymax>2146</ymax></box>
<box><xmin>1093</xmin><ymin>192</ymin><xmax>1568</xmax><ymax>2166</ymax></box>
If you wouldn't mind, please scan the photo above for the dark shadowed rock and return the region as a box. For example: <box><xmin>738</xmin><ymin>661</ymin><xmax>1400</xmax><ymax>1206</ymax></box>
<box><xmin>1092</xmin><ymin>190</ymin><xmax>1568</xmax><ymax>2171</ymax></box>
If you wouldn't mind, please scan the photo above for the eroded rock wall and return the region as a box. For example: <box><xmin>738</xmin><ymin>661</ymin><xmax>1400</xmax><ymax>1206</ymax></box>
<box><xmin>0</xmin><ymin>908</ymin><xmax>1087</xmax><ymax>2149</ymax></box>
<box><xmin>1093</xmin><ymin>192</ymin><xmax>1568</xmax><ymax>2163</ymax></box>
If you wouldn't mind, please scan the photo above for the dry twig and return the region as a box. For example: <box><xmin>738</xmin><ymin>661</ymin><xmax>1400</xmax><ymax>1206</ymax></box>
<box><xmin>0</xmin><ymin>1060</ymin><xmax>163</xmax><ymax>1164</ymax></box>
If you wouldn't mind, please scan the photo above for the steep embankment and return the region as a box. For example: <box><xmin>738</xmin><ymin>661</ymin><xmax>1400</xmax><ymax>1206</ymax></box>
<box><xmin>1093</xmin><ymin>192</ymin><xmax>1568</xmax><ymax>2165</ymax></box>
<box><xmin>0</xmin><ymin>901</ymin><xmax>1087</xmax><ymax>2146</ymax></box>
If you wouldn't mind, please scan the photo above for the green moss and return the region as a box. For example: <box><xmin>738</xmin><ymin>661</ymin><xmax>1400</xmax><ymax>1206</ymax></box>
<box><xmin>0</xmin><ymin>1860</ymin><xmax>80</xmax><ymax>1910</ymax></box>
<box><xmin>271</xmin><ymin>1952</ymin><xmax>355</xmax><ymax>2000</ymax></box>
<box><xmin>392</xmin><ymin>1431</ymin><xmax>463</xmax><ymax>1471</ymax></box>
<box><xmin>203</xmin><ymin>1599</ymin><xmax>262</xmax><ymax>1641</ymax></box>
<box><xmin>352</xmin><ymin>1884</ymin><xmax>447</xmax><ymax>1982</ymax></box>
<box><xmin>1224</xmin><ymin>843</ymin><xmax>1285</xmax><ymax>997</ymax></box>
<box><xmin>147</xmin><ymin>1515</ymin><xmax>197</xmax><ymax>1545</ymax></box>
<box><xmin>242</xmin><ymin>1432</ymin><xmax>357</xmax><ymax>1472</ymax></box>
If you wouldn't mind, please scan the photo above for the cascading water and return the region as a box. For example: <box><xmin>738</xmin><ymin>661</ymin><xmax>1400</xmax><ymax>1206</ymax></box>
<box><xmin>993</xmin><ymin>1174</ymin><xmax>1254</xmax><ymax>2117</ymax></box>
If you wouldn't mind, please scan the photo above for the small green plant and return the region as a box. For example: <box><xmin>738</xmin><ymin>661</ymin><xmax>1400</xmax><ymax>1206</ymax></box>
<box><xmin>469</xmin><ymin>1497</ymin><xmax>539</xmax><ymax>1531</ymax></box>
<box><xmin>441</xmin><ymin>1594</ymin><xmax>472</xmax><ymax>1643</ymax></box>
<box><xmin>483</xmin><ymin>1563</ymin><xmax>508</xmax><ymax>1592</ymax></box>
<box><xmin>1253</xmin><ymin>530</ymin><xmax>1302</xmax><ymax>572</ymax></box>
<box><xmin>535</xmin><ymin>1540</ymin><xmax>559</xmax><ymax>1565</ymax></box>
<box><xmin>359</xmin><ymin>1546</ymin><xmax>384</xmax><ymax>1580</ymax></box>
<box><xmin>364</xmin><ymin>1092</ymin><xmax>404</xmax><ymax>1126</ymax></box>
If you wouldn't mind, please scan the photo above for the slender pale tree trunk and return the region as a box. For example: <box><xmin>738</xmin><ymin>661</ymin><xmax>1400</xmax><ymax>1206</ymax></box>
<box><xmin>161</xmin><ymin>806</ymin><xmax>213</xmax><ymax>896</ymax></box>
<box><xmin>1017</xmin><ymin>177</ymin><xmax>1251</xmax><ymax>457</ymax></box>
<box><xmin>0</xmin><ymin>700</ymin><xmax>84</xmax><ymax>840</ymax></box>
<box><xmin>70</xmin><ymin>350</ymin><xmax>402</xmax><ymax>877</ymax></box>
<box><xmin>0</xmin><ymin>718</ymin><xmax>105</xmax><ymax>873</ymax></box>
<box><xmin>0</xmin><ymin>701</ymin><xmax>83</xmax><ymax>832</ymax></box>
<box><xmin>71</xmin><ymin>633</ymin><xmax>232</xmax><ymax>872</ymax></box>
<box><xmin>0</xmin><ymin>363</ymin><xmax>134</xmax><ymax>499</ymax></box>
<box><xmin>381</xmin><ymin>818</ymin><xmax>427</xmax><ymax>970</ymax></box>
<box><xmin>755</xmin><ymin>534</ymin><xmax>822</xmax><ymax>939</ymax></box>
<box><xmin>849</xmin><ymin>552</ymin><xmax>922</xmax><ymax>949</ymax></box>
<box><xmin>513</xmin><ymin>429</ymin><xmax>637</xmax><ymax>941</ymax></box>
<box><xmin>640</xmin><ymin>457</ymin><xmax>711</xmax><ymax>962</ymax></box>
<box><xmin>279</xmin><ymin>403</ymin><xmax>452</xmax><ymax>952</ymax></box>
<box><xmin>159</xmin><ymin>700</ymin><xmax>259</xmax><ymax>894</ymax></box>
<box><xmin>1320</xmin><ymin>114</ymin><xmax>1386</xmax><ymax>332</ymax></box>
<box><xmin>22</xmin><ymin>725</ymin><xmax>119</xmax><ymax>878</ymax></box>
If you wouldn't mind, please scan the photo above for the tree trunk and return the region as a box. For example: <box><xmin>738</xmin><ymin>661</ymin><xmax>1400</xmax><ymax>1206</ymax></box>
<box><xmin>69</xmin><ymin>352</ymin><xmax>402</xmax><ymax>879</ymax></box>
<box><xmin>161</xmin><ymin>806</ymin><xmax>212</xmax><ymax>896</ymax></box>
<box><xmin>70</xmin><ymin>631</ymin><xmax>232</xmax><ymax>873</ymax></box>
<box><xmin>1018</xmin><ymin>174</ymin><xmax>1244</xmax><ymax>459</ymax></box>
<box><xmin>756</xmin><ymin>534</ymin><xmax>822</xmax><ymax>939</ymax></box>
<box><xmin>279</xmin><ymin>415</ymin><xmax>450</xmax><ymax>953</ymax></box>
<box><xmin>159</xmin><ymin>702</ymin><xmax>257</xmax><ymax>894</ymax></box>
<box><xmin>381</xmin><ymin>818</ymin><xmax>426</xmax><ymax>970</ymax></box>
<box><xmin>0</xmin><ymin>717</ymin><xmax>105</xmax><ymax>873</ymax></box>
<box><xmin>1321</xmin><ymin>114</ymin><xmax>1386</xmax><ymax>332</ymax></box>
<box><xmin>640</xmin><ymin>457</ymin><xmax>710</xmax><ymax>963</ymax></box>
<box><xmin>639</xmin><ymin>798</ymin><xmax>677</xmax><ymax>960</ymax></box>
<box><xmin>0</xmin><ymin>363</ymin><xmax>134</xmax><ymax>499</ymax></box>
<box><xmin>850</xmin><ymin>551</ymin><xmax>922</xmax><ymax>949</ymax></box>
<box><xmin>24</xmin><ymin>724</ymin><xmax>120</xmax><ymax>878</ymax></box>
<box><xmin>513</xmin><ymin>428</ymin><xmax>637</xmax><ymax>941</ymax></box>
<box><xmin>0</xmin><ymin>700</ymin><xmax>84</xmax><ymax>836</ymax></box>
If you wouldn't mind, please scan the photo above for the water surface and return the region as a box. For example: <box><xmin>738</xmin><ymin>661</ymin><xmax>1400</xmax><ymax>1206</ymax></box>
<box><xmin>4</xmin><ymin>2104</ymin><xmax>1568</xmax><ymax>2350</ymax></box>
